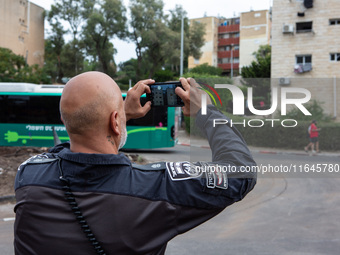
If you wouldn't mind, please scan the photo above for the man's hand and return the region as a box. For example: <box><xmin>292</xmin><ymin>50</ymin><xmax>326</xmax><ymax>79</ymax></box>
<box><xmin>175</xmin><ymin>78</ymin><xmax>212</xmax><ymax>116</ymax></box>
<box><xmin>124</xmin><ymin>79</ymin><xmax>154</xmax><ymax>121</ymax></box>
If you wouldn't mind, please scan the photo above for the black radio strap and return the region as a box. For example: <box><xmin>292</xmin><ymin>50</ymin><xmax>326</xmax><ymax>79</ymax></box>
<box><xmin>57</xmin><ymin>158</ymin><xmax>107</xmax><ymax>255</ymax></box>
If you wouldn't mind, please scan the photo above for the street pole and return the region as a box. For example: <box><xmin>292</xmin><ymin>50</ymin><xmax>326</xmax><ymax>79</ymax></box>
<box><xmin>180</xmin><ymin>15</ymin><xmax>184</xmax><ymax>76</ymax></box>
<box><xmin>231</xmin><ymin>43</ymin><xmax>234</xmax><ymax>78</ymax></box>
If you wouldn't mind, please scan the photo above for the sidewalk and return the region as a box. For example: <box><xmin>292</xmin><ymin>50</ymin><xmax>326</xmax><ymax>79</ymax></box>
<box><xmin>177</xmin><ymin>129</ymin><xmax>340</xmax><ymax>157</ymax></box>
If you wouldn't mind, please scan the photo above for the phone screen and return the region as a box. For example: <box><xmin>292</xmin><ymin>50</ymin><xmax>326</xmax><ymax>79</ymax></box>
<box><xmin>147</xmin><ymin>82</ymin><xmax>184</xmax><ymax>107</ymax></box>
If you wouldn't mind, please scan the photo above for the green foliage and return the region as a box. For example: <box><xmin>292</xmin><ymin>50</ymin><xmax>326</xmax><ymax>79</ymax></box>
<box><xmin>44</xmin><ymin>25</ymin><xmax>66</xmax><ymax>83</ymax></box>
<box><xmin>48</xmin><ymin>0</ymin><xmax>88</xmax><ymax>77</ymax></box>
<box><xmin>185</xmin><ymin>112</ymin><xmax>340</xmax><ymax>151</ymax></box>
<box><xmin>189</xmin><ymin>63</ymin><xmax>223</xmax><ymax>76</ymax></box>
<box><xmin>165</xmin><ymin>5</ymin><xmax>206</xmax><ymax>74</ymax></box>
<box><xmin>129</xmin><ymin>1</ymin><xmax>206</xmax><ymax>79</ymax></box>
<box><xmin>241</xmin><ymin>45</ymin><xmax>271</xmax><ymax>79</ymax></box>
<box><xmin>116</xmin><ymin>58</ymin><xmax>150</xmax><ymax>86</ymax></box>
<box><xmin>241</xmin><ymin>45</ymin><xmax>271</xmax><ymax>105</ymax></box>
<box><xmin>82</xmin><ymin>0</ymin><xmax>127</xmax><ymax>75</ymax></box>
<box><xmin>60</xmin><ymin>42</ymin><xmax>85</xmax><ymax>78</ymax></box>
<box><xmin>153</xmin><ymin>70</ymin><xmax>175</xmax><ymax>82</ymax></box>
<box><xmin>43</xmin><ymin>0</ymin><xmax>206</xmax><ymax>80</ymax></box>
<box><xmin>236</xmin><ymin>121</ymin><xmax>340</xmax><ymax>151</ymax></box>
<box><xmin>279</xmin><ymin>100</ymin><xmax>333</xmax><ymax>122</ymax></box>
<box><xmin>0</xmin><ymin>47</ymin><xmax>50</xmax><ymax>84</ymax></box>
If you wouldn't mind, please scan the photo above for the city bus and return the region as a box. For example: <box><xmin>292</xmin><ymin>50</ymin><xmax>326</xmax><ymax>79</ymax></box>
<box><xmin>0</xmin><ymin>83</ymin><xmax>181</xmax><ymax>149</ymax></box>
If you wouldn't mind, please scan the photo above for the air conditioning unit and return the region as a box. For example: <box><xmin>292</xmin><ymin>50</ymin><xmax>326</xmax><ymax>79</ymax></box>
<box><xmin>282</xmin><ymin>24</ymin><xmax>294</xmax><ymax>34</ymax></box>
<box><xmin>279</xmin><ymin>77</ymin><xmax>291</xmax><ymax>85</ymax></box>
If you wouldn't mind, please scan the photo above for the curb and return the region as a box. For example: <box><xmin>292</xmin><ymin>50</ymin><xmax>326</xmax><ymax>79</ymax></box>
<box><xmin>178</xmin><ymin>143</ymin><xmax>340</xmax><ymax>157</ymax></box>
<box><xmin>179</xmin><ymin>143</ymin><xmax>210</xmax><ymax>149</ymax></box>
<box><xmin>0</xmin><ymin>195</ymin><xmax>15</xmax><ymax>204</ymax></box>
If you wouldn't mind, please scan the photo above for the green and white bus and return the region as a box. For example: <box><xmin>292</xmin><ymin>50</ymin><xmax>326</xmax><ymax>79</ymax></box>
<box><xmin>0</xmin><ymin>83</ymin><xmax>180</xmax><ymax>149</ymax></box>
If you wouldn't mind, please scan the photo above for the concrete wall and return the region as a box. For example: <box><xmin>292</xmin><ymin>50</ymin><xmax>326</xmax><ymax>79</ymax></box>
<box><xmin>271</xmin><ymin>0</ymin><xmax>340</xmax><ymax>121</ymax></box>
<box><xmin>0</xmin><ymin>0</ymin><xmax>44</xmax><ymax>66</ymax></box>
<box><xmin>188</xmin><ymin>17</ymin><xmax>219</xmax><ymax>69</ymax></box>
<box><xmin>240</xmin><ymin>10</ymin><xmax>271</xmax><ymax>70</ymax></box>
<box><xmin>272</xmin><ymin>0</ymin><xmax>340</xmax><ymax>78</ymax></box>
<box><xmin>271</xmin><ymin>78</ymin><xmax>340</xmax><ymax>121</ymax></box>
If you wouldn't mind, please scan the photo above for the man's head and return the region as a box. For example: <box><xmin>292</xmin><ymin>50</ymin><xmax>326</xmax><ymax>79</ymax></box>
<box><xmin>60</xmin><ymin>71</ymin><xmax>127</xmax><ymax>153</ymax></box>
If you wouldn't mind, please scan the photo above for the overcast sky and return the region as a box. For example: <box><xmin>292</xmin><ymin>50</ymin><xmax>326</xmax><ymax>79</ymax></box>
<box><xmin>30</xmin><ymin>0</ymin><xmax>272</xmax><ymax>64</ymax></box>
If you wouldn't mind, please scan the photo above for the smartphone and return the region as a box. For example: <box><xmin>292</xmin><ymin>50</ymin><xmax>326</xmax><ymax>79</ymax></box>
<box><xmin>147</xmin><ymin>81</ymin><xmax>184</xmax><ymax>107</ymax></box>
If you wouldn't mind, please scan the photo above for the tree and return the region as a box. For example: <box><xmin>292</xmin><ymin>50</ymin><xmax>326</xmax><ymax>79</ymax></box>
<box><xmin>142</xmin><ymin>19</ymin><xmax>177</xmax><ymax>78</ymax></box>
<box><xmin>129</xmin><ymin>2</ymin><xmax>206</xmax><ymax>78</ymax></box>
<box><xmin>0</xmin><ymin>47</ymin><xmax>50</xmax><ymax>83</ymax></box>
<box><xmin>189</xmin><ymin>63</ymin><xmax>222</xmax><ymax>76</ymax></box>
<box><xmin>166</xmin><ymin>6</ymin><xmax>205</xmax><ymax>73</ymax></box>
<box><xmin>241</xmin><ymin>45</ymin><xmax>271</xmax><ymax>102</ymax></box>
<box><xmin>241</xmin><ymin>45</ymin><xmax>271</xmax><ymax>79</ymax></box>
<box><xmin>117</xmin><ymin>58</ymin><xmax>138</xmax><ymax>83</ymax></box>
<box><xmin>44</xmin><ymin>18</ymin><xmax>66</xmax><ymax>83</ymax></box>
<box><xmin>129</xmin><ymin>0</ymin><xmax>166</xmax><ymax>79</ymax></box>
<box><xmin>82</xmin><ymin>0</ymin><xmax>127</xmax><ymax>75</ymax></box>
<box><xmin>60</xmin><ymin>42</ymin><xmax>85</xmax><ymax>78</ymax></box>
<box><xmin>48</xmin><ymin>0</ymin><xmax>89</xmax><ymax>75</ymax></box>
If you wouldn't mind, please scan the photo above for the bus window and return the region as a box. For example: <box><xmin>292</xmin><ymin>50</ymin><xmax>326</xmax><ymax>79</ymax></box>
<box><xmin>0</xmin><ymin>95</ymin><xmax>61</xmax><ymax>124</ymax></box>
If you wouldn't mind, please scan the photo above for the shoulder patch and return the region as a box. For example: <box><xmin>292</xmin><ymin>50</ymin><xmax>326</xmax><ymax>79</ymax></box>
<box><xmin>26</xmin><ymin>157</ymin><xmax>58</xmax><ymax>164</ymax></box>
<box><xmin>204</xmin><ymin>165</ymin><xmax>228</xmax><ymax>190</ymax></box>
<box><xmin>132</xmin><ymin>162</ymin><xmax>166</xmax><ymax>171</ymax></box>
<box><xmin>166</xmin><ymin>161</ymin><xmax>203</xmax><ymax>181</ymax></box>
<box><xmin>18</xmin><ymin>154</ymin><xmax>57</xmax><ymax>171</ymax></box>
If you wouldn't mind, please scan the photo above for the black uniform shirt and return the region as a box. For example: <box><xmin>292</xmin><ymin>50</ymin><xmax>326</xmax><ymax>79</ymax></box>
<box><xmin>14</xmin><ymin>105</ymin><xmax>257</xmax><ymax>255</ymax></box>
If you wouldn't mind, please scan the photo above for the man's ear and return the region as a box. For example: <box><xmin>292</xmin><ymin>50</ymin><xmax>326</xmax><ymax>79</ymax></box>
<box><xmin>110</xmin><ymin>111</ymin><xmax>120</xmax><ymax>136</ymax></box>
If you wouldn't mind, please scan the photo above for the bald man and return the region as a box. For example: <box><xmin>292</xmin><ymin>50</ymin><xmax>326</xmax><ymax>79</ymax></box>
<box><xmin>14</xmin><ymin>72</ymin><xmax>257</xmax><ymax>255</ymax></box>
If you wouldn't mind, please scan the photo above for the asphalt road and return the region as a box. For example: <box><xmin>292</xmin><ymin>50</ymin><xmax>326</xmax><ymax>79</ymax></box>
<box><xmin>1</xmin><ymin>145</ymin><xmax>340</xmax><ymax>254</ymax></box>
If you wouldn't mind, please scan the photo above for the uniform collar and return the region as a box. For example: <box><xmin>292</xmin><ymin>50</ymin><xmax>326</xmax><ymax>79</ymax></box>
<box><xmin>58</xmin><ymin>147</ymin><xmax>131</xmax><ymax>166</ymax></box>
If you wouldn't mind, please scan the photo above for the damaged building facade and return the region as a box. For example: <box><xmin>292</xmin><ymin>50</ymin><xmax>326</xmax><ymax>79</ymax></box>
<box><xmin>0</xmin><ymin>0</ymin><xmax>45</xmax><ymax>67</ymax></box>
<box><xmin>271</xmin><ymin>0</ymin><xmax>340</xmax><ymax>121</ymax></box>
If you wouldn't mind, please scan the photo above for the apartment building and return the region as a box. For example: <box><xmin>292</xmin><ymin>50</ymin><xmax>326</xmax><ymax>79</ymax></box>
<box><xmin>271</xmin><ymin>0</ymin><xmax>340</xmax><ymax>120</ymax></box>
<box><xmin>0</xmin><ymin>0</ymin><xmax>45</xmax><ymax>66</ymax></box>
<box><xmin>217</xmin><ymin>17</ymin><xmax>240</xmax><ymax>76</ymax></box>
<box><xmin>188</xmin><ymin>17</ymin><xmax>219</xmax><ymax>70</ymax></box>
<box><xmin>188</xmin><ymin>11</ymin><xmax>271</xmax><ymax>77</ymax></box>
<box><xmin>240</xmin><ymin>10</ymin><xmax>271</xmax><ymax>70</ymax></box>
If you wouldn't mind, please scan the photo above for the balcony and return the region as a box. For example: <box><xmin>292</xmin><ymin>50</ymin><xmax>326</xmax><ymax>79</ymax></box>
<box><xmin>218</xmin><ymin>63</ymin><xmax>239</xmax><ymax>71</ymax></box>
<box><xmin>218</xmin><ymin>24</ymin><xmax>240</xmax><ymax>33</ymax></box>
<box><xmin>217</xmin><ymin>50</ymin><xmax>239</xmax><ymax>59</ymax></box>
<box><xmin>218</xmin><ymin>37</ymin><xmax>240</xmax><ymax>46</ymax></box>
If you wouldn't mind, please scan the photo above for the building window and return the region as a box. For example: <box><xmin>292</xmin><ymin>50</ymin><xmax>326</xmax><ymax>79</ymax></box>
<box><xmin>296</xmin><ymin>55</ymin><xmax>312</xmax><ymax>65</ymax></box>
<box><xmin>295</xmin><ymin>55</ymin><xmax>312</xmax><ymax>73</ymax></box>
<box><xmin>232</xmin><ymin>58</ymin><xmax>240</xmax><ymax>63</ymax></box>
<box><xmin>255</xmin><ymin>13</ymin><xmax>261</xmax><ymax>18</ymax></box>
<box><xmin>330</xmin><ymin>53</ymin><xmax>340</xmax><ymax>62</ymax></box>
<box><xmin>218</xmin><ymin>58</ymin><xmax>230</xmax><ymax>64</ymax></box>
<box><xmin>218</xmin><ymin>46</ymin><xmax>231</xmax><ymax>51</ymax></box>
<box><xmin>296</xmin><ymin>21</ymin><xmax>313</xmax><ymax>33</ymax></box>
<box><xmin>233</xmin><ymin>32</ymin><xmax>240</xmax><ymax>38</ymax></box>
<box><xmin>194</xmin><ymin>58</ymin><xmax>200</xmax><ymax>64</ymax></box>
<box><xmin>233</xmin><ymin>45</ymin><xmax>240</xmax><ymax>50</ymax></box>
<box><xmin>218</xmin><ymin>33</ymin><xmax>230</xmax><ymax>39</ymax></box>
<box><xmin>329</xmin><ymin>19</ymin><xmax>340</xmax><ymax>25</ymax></box>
